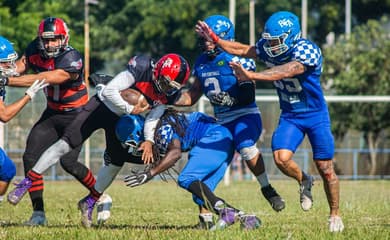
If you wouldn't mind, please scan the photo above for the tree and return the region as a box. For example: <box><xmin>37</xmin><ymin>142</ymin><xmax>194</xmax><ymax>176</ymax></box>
<box><xmin>322</xmin><ymin>17</ymin><xmax>390</xmax><ymax>175</ymax></box>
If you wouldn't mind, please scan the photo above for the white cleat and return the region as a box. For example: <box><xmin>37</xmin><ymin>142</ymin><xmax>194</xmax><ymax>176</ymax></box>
<box><xmin>96</xmin><ymin>193</ymin><xmax>112</xmax><ymax>225</ymax></box>
<box><xmin>328</xmin><ymin>215</ymin><xmax>344</xmax><ymax>233</ymax></box>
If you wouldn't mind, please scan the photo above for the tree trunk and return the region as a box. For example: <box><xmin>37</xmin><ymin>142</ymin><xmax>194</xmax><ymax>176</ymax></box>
<box><xmin>366</xmin><ymin>132</ymin><xmax>380</xmax><ymax>176</ymax></box>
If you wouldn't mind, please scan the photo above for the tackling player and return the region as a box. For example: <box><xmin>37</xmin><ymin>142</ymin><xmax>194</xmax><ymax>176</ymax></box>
<box><xmin>125</xmin><ymin>108</ymin><xmax>262</xmax><ymax>230</ymax></box>
<box><xmin>196</xmin><ymin>10</ymin><xmax>344</xmax><ymax>232</ymax></box>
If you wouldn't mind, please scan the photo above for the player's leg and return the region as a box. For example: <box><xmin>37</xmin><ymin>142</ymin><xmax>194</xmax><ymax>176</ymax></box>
<box><xmin>271</xmin><ymin>116</ymin><xmax>314</xmax><ymax>210</ymax></box>
<box><xmin>307</xmin><ymin>111</ymin><xmax>343</xmax><ymax>232</ymax></box>
<box><xmin>78</xmin><ymin>122</ymin><xmax>124</xmax><ymax>227</ymax></box>
<box><xmin>226</xmin><ymin>114</ymin><xmax>285</xmax><ymax>211</ymax></box>
<box><xmin>9</xmin><ymin>111</ymin><xmax>63</xmax><ymax>225</ymax></box>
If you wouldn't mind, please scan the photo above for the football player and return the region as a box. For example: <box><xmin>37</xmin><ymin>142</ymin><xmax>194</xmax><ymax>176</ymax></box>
<box><xmin>2</xmin><ymin>18</ymin><xmax>96</xmax><ymax>226</ymax></box>
<box><xmin>176</xmin><ymin>15</ymin><xmax>285</xmax><ymax>212</ymax></box>
<box><xmin>196</xmin><ymin>10</ymin><xmax>344</xmax><ymax>232</ymax></box>
<box><xmin>125</xmin><ymin>108</ymin><xmax>261</xmax><ymax>230</ymax></box>
<box><xmin>0</xmin><ymin>36</ymin><xmax>47</xmax><ymax>201</ymax></box>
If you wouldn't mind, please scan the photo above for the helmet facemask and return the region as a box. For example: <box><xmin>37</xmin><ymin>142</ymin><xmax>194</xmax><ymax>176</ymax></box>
<box><xmin>154</xmin><ymin>74</ymin><xmax>182</xmax><ymax>96</ymax></box>
<box><xmin>262</xmin><ymin>32</ymin><xmax>290</xmax><ymax>57</ymax></box>
<box><xmin>0</xmin><ymin>54</ymin><xmax>19</xmax><ymax>77</ymax></box>
<box><xmin>122</xmin><ymin>139</ymin><xmax>143</xmax><ymax>156</ymax></box>
<box><xmin>38</xmin><ymin>36</ymin><xmax>66</xmax><ymax>58</ymax></box>
<box><xmin>0</xmin><ymin>37</ymin><xmax>19</xmax><ymax>77</ymax></box>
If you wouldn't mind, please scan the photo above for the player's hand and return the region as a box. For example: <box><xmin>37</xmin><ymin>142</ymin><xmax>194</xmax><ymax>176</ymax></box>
<box><xmin>229</xmin><ymin>62</ymin><xmax>251</xmax><ymax>81</ymax></box>
<box><xmin>139</xmin><ymin>141</ymin><xmax>154</xmax><ymax>164</ymax></box>
<box><xmin>25</xmin><ymin>79</ymin><xmax>49</xmax><ymax>99</ymax></box>
<box><xmin>131</xmin><ymin>97</ymin><xmax>150</xmax><ymax>114</ymax></box>
<box><xmin>124</xmin><ymin>170</ymin><xmax>153</xmax><ymax>187</ymax></box>
<box><xmin>195</xmin><ymin>20</ymin><xmax>220</xmax><ymax>43</ymax></box>
<box><xmin>210</xmin><ymin>92</ymin><xmax>237</xmax><ymax>107</ymax></box>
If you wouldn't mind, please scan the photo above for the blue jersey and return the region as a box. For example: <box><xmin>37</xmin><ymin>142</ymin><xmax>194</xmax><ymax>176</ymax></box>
<box><xmin>193</xmin><ymin>52</ymin><xmax>259</xmax><ymax>124</ymax></box>
<box><xmin>255</xmin><ymin>38</ymin><xmax>327</xmax><ymax>113</ymax></box>
<box><xmin>156</xmin><ymin>112</ymin><xmax>220</xmax><ymax>152</ymax></box>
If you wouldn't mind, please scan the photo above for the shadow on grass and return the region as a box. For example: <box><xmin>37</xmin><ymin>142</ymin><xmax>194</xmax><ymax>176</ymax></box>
<box><xmin>0</xmin><ymin>221</ymin><xmax>202</xmax><ymax>230</ymax></box>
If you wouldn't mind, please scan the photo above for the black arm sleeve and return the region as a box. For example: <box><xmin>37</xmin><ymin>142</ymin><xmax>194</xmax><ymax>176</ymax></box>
<box><xmin>236</xmin><ymin>81</ymin><xmax>255</xmax><ymax>106</ymax></box>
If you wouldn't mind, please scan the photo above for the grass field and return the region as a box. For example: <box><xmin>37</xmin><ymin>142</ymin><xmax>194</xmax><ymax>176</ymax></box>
<box><xmin>0</xmin><ymin>179</ymin><xmax>389</xmax><ymax>240</ymax></box>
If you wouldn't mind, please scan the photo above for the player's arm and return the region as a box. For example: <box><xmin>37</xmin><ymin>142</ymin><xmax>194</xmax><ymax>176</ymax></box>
<box><xmin>7</xmin><ymin>68</ymin><xmax>74</xmax><ymax>87</ymax></box>
<box><xmin>124</xmin><ymin>139</ymin><xmax>182</xmax><ymax>188</ymax></box>
<box><xmin>195</xmin><ymin>20</ymin><xmax>257</xmax><ymax>58</ymax></box>
<box><xmin>0</xmin><ymin>97</ymin><xmax>31</xmax><ymax>123</ymax></box>
<box><xmin>100</xmin><ymin>71</ymin><xmax>138</xmax><ymax>115</ymax></box>
<box><xmin>174</xmin><ymin>77</ymin><xmax>203</xmax><ymax>106</ymax></box>
<box><xmin>230</xmin><ymin>61</ymin><xmax>306</xmax><ymax>82</ymax></box>
<box><xmin>149</xmin><ymin>139</ymin><xmax>182</xmax><ymax>177</ymax></box>
<box><xmin>0</xmin><ymin>80</ymin><xmax>48</xmax><ymax>122</ymax></box>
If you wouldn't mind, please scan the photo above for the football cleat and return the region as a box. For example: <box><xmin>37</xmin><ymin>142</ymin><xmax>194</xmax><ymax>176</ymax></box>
<box><xmin>239</xmin><ymin>214</ymin><xmax>261</xmax><ymax>230</ymax></box>
<box><xmin>195</xmin><ymin>213</ymin><xmax>214</xmax><ymax>230</ymax></box>
<box><xmin>300</xmin><ymin>175</ymin><xmax>314</xmax><ymax>211</ymax></box>
<box><xmin>23</xmin><ymin>211</ymin><xmax>47</xmax><ymax>226</ymax></box>
<box><xmin>96</xmin><ymin>193</ymin><xmax>112</xmax><ymax>225</ymax></box>
<box><xmin>328</xmin><ymin>215</ymin><xmax>344</xmax><ymax>232</ymax></box>
<box><xmin>261</xmin><ymin>184</ymin><xmax>285</xmax><ymax>212</ymax></box>
<box><xmin>210</xmin><ymin>207</ymin><xmax>237</xmax><ymax>231</ymax></box>
<box><xmin>7</xmin><ymin>177</ymin><xmax>32</xmax><ymax>205</ymax></box>
<box><xmin>78</xmin><ymin>195</ymin><xmax>97</xmax><ymax>228</ymax></box>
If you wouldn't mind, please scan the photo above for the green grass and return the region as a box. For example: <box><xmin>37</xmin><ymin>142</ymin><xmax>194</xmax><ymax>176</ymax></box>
<box><xmin>0</xmin><ymin>180</ymin><xmax>389</xmax><ymax>240</ymax></box>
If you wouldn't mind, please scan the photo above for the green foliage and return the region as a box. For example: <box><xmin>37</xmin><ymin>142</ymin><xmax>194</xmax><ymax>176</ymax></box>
<box><xmin>323</xmin><ymin>17</ymin><xmax>390</xmax><ymax>139</ymax></box>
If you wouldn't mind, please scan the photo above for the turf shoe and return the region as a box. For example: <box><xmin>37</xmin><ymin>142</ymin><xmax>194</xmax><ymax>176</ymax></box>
<box><xmin>7</xmin><ymin>177</ymin><xmax>32</xmax><ymax>205</ymax></box>
<box><xmin>96</xmin><ymin>193</ymin><xmax>112</xmax><ymax>225</ymax></box>
<box><xmin>23</xmin><ymin>211</ymin><xmax>47</xmax><ymax>226</ymax></box>
<box><xmin>300</xmin><ymin>175</ymin><xmax>314</xmax><ymax>211</ymax></box>
<box><xmin>239</xmin><ymin>214</ymin><xmax>261</xmax><ymax>230</ymax></box>
<box><xmin>78</xmin><ymin>195</ymin><xmax>97</xmax><ymax>228</ymax></box>
<box><xmin>195</xmin><ymin>213</ymin><xmax>214</xmax><ymax>230</ymax></box>
<box><xmin>210</xmin><ymin>207</ymin><xmax>237</xmax><ymax>230</ymax></box>
<box><xmin>261</xmin><ymin>184</ymin><xmax>285</xmax><ymax>212</ymax></box>
<box><xmin>328</xmin><ymin>215</ymin><xmax>344</xmax><ymax>232</ymax></box>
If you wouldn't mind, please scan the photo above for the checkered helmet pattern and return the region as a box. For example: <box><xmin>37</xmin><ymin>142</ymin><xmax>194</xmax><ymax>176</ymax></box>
<box><xmin>156</xmin><ymin>124</ymin><xmax>174</xmax><ymax>153</ymax></box>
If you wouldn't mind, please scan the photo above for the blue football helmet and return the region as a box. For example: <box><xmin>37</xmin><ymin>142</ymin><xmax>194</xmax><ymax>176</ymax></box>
<box><xmin>200</xmin><ymin>15</ymin><xmax>235</xmax><ymax>56</ymax></box>
<box><xmin>0</xmin><ymin>36</ymin><xmax>18</xmax><ymax>77</ymax></box>
<box><xmin>262</xmin><ymin>11</ymin><xmax>301</xmax><ymax>57</ymax></box>
<box><xmin>115</xmin><ymin>114</ymin><xmax>145</xmax><ymax>156</ymax></box>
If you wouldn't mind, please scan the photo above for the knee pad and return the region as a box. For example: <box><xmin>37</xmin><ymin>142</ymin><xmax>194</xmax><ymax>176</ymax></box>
<box><xmin>239</xmin><ymin>145</ymin><xmax>259</xmax><ymax>161</ymax></box>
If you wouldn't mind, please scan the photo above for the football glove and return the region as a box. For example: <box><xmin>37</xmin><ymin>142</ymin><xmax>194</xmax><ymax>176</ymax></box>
<box><xmin>210</xmin><ymin>91</ymin><xmax>237</xmax><ymax>107</ymax></box>
<box><xmin>25</xmin><ymin>79</ymin><xmax>49</xmax><ymax>99</ymax></box>
<box><xmin>195</xmin><ymin>21</ymin><xmax>220</xmax><ymax>44</ymax></box>
<box><xmin>124</xmin><ymin>170</ymin><xmax>153</xmax><ymax>187</ymax></box>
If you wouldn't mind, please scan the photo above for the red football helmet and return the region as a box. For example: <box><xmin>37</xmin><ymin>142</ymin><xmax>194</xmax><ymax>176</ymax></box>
<box><xmin>153</xmin><ymin>53</ymin><xmax>190</xmax><ymax>96</ymax></box>
<box><xmin>37</xmin><ymin>17</ymin><xmax>69</xmax><ymax>58</ymax></box>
